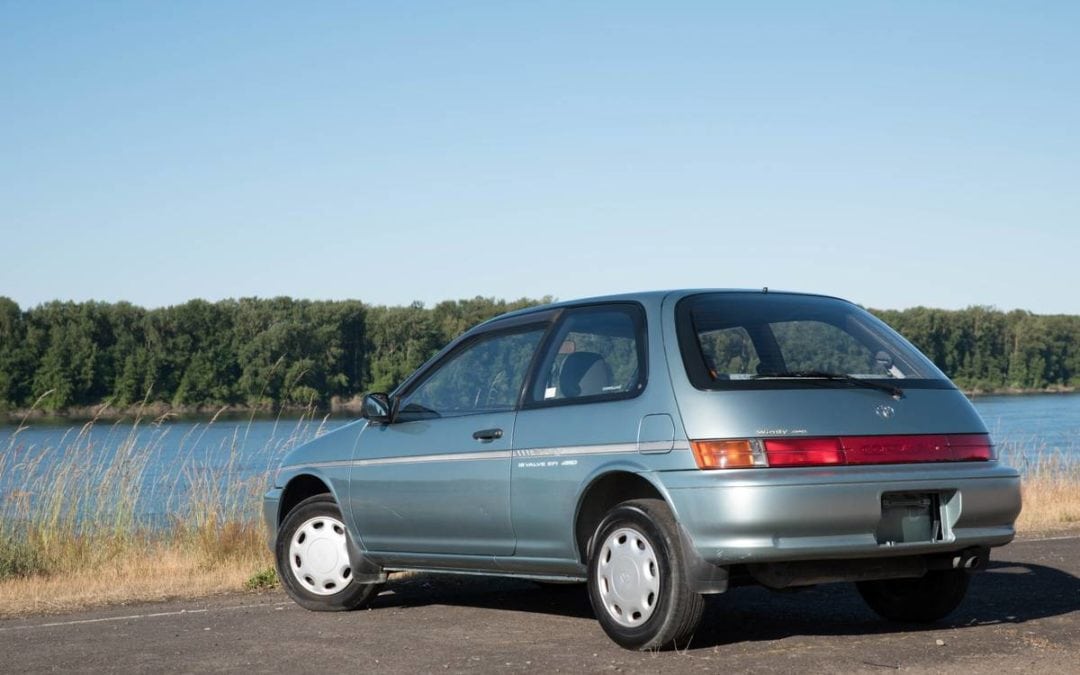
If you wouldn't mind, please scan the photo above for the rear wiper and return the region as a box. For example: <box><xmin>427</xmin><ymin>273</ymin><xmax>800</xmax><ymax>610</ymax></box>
<box><xmin>753</xmin><ymin>370</ymin><xmax>904</xmax><ymax>398</ymax></box>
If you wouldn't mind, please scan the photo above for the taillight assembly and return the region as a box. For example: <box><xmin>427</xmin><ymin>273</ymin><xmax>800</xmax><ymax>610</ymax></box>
<box><xmin>690</xmin><ymin>440</ymin><xmax>767</xmax><ymax>469</ymax></box>
<box><xmin>760</xmin><ymin>437</ymin><xmax>844</xmax><ymax>467</ymax></box>
<box><xmin>690</xmin><ymin>433</ymin><xmax>994</xmax><ymax>469</ymax></box>
<box><xmin>940</xmin><ymin>434</ymin><xmax>995</xmax><ymax>462</ymax></box>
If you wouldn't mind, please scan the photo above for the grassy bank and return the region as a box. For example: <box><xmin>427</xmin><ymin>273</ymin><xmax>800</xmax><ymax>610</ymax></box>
<box><xmin>0</xmin><ymin>412</ymin><xmax>1077</xmax><ymax>618</ymax></box>
<box><xmin>1002</xmin><ymin>442</ymin><xmax>1080</xmax><ymax>532</ymax></box>
<box><xmin>0</xmin><ymin>404</ymin><xmax>328</xmax><ymax>617</ymax></box>
<box><xmin>0</xmin><ymin>527</ymin><xmax>270</xmax><ymax>616</ymax></box>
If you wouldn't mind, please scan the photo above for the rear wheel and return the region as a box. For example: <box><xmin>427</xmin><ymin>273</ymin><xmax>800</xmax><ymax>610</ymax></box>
<box><xmin>587</xmin><ymin>499</ymin><xmax>704</xmax><ymax>650</ymax></box>
<box><xmin>856</xmin><ymin>569</ymin><xmax>970</xmax><ymax>623</ymax></box>
<box><xmin>275</xmin><ymin>494</ymin><xmax>382</xmax><ymax>611</ymax></box>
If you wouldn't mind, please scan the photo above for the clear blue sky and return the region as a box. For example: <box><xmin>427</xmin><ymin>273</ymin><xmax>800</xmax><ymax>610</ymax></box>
<box><xmin>2</xmin><ymin>2</ymin><xmax>1077</xmax><ymax>314</ymax></box>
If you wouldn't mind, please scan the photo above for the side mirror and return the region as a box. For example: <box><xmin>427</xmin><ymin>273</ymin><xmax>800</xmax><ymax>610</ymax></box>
<box><xmin>361</xmin><ymin>392</ymin><xmax>394</xmax><ymax>423</ymax></box>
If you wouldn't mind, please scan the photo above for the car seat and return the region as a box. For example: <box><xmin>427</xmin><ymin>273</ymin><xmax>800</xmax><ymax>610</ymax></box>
<box><xmin>559</xmin><ymin>352</ymin><xmax>614</xmax><ymax>398</ymax></box>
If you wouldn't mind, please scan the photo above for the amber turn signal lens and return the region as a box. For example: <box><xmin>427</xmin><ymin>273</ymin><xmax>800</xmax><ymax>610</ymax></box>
<box><xmin>691</xmin><ymin>440</ymin><xmax>757</xmax><ymax>469</ymax></box>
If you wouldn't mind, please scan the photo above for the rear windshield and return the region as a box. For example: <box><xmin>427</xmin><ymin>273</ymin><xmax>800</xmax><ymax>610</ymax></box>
<box><xmin>676</xmin><ymin>293</ymin><xmax>952</xmax><ymax>391</ymax></box>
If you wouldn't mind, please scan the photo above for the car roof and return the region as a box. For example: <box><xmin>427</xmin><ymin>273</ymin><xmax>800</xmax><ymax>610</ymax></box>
<box><xmin>478</xmin><ymin>288</ymin><xmax>851</xmax><ymax>326</ymax></box>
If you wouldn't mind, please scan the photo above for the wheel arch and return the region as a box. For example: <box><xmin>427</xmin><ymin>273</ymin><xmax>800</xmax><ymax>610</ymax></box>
<box><xmin>275</xmin><ymin>471</ymin><xmax>386</xmax><ymax>584</ymax></box>
<box><xmin>573</xmin><ymin>469</ymin><xmax>672</xmax><ymax>565</ymax></box>
<box><xmin>278</xmin><ymin>473</ymin><xmax>335</xmax><ymax>525</ymax></box>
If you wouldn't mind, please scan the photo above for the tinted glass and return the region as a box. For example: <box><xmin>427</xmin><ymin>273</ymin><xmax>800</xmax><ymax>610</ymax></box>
<box><xmin>697</xmin><ymin>326</ymin><xmax>760</xmax><ymax>377</ymax></box>
<box><xmin>530</xmin><ymin>306</ymin><xmax>645</xmax><ymax>403</ymax></box>
<box><xmin>679</xmin><ymin>293</ymin><xmax>950</xmax><ymax>389</ymax></box>
<box><xmin>771</xmin><ymin>321</ymin><xmax>875</xmax><ymax>375</ymax></box>
<box><xmin>400</xmin><ymin>327</ymin><xmax>546</xmax><ymax>418</ymax></box>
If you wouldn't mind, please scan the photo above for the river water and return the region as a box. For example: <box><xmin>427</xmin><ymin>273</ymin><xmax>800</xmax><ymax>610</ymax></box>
<box><xmin>1</xmin><ymin>394</ymin><xmax>1077</xmax><ymax>525</ymax></box>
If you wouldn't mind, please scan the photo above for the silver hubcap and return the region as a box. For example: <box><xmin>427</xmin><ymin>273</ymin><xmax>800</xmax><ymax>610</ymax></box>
<box><xmin>596</xmin><ymin>527</ymin><xmax>660</xmax><ymax>627</ymax></box>
<box><xmin>289</xmin><ymin>515</ymin><xmax>352</xmax><ymax>596</ymax></box>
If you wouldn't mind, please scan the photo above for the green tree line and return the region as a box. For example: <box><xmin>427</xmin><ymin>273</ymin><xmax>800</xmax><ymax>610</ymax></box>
<box><xmin>0</xmin><ymin>297</ymin><xmax>1075</xmax><ymax>413</ymax></box>
<box><xmin>874</xmin><ymin>306</ymin><xmax>1078</xmax><ymax>392</ymax></box>
<box><xmin>0</xmin><ymin>296</ymin><xmax>544</xmax><ymax>413</ymax></box>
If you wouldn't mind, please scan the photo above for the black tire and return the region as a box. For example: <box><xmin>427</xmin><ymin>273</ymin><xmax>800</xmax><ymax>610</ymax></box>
<box><xmin>856</xmin><ymin>569</ymin><xmax>970</xmax><ymax>623</ymax></box>
<box><xmin>275</xmin><ymin>494</ymin><xmax>383</xmax><ymax>612</ymax></box>
<box><xmin>586</xmin><ymin>499</ymin><xmax>704</xmax><ymax>650</ymax></box>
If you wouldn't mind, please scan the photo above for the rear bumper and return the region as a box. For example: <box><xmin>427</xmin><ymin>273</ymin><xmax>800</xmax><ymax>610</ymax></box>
<box><xmin>663</xmin><ymin>462</ymin><xmax>1021</xmax><ymax>565</ymax></box>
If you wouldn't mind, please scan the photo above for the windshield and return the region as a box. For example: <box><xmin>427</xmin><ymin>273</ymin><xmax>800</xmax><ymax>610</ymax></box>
<box><xmin>675</xmin><ymin>293</ymin><xmax>952</xmax><ymax>391</ymax></box>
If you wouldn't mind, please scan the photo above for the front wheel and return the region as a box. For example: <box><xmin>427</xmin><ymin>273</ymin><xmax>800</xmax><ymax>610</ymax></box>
<box><xmin>587</xmin><ymin>499</ymin><xmax>704</xmax><ymax>650</ymax></box>
<box><xmin>856</xmin><ymin>569</ymin><xmax>970</xmax><ymax>623</ymax></box>
<box><xmin>275</xmin><ymin>494</ymin><xmax>382</xmax><ymax>611</ymax></box>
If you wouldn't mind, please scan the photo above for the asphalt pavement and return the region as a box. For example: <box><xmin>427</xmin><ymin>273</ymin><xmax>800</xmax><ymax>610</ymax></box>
<box><xmin>2</xmin><ymin>534</ymin><xmax>1078</xmax><ymax>673</ymax></box>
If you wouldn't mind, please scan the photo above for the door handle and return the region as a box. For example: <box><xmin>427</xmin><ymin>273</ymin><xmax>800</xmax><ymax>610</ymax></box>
<box><xmin>472</xmin><ymin>428</ymin><xmax>503</xmax><ymax>441</ymax></box>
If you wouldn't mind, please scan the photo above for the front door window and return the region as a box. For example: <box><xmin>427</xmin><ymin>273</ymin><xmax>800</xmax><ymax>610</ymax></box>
<box><xmin>399</xmin><ymin>327</ymin><xmax>547</xmax><ymax>420</ymax></box>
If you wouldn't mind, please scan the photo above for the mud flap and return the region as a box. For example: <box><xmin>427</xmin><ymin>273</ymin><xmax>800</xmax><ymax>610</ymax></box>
<box><xmin>346</xmin><ymin>535</ymin><xmax>389</xmax><ymax>584</ymax></box>
<box><xmin>678</xmin><ymin>524</ymin><xmax>729</xmax><ymax>594</ymax></box>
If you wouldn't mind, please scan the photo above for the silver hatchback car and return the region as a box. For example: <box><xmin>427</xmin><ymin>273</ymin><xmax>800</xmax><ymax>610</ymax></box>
<box><xmin>264</xmin><ymin>290</ymin><xmax>1021</xmax><ymax>650</ymax></box>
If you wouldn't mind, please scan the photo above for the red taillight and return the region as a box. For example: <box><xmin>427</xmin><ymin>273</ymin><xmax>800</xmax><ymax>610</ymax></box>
<box><xmin>841</xmin><ymin>434</ymin><xmax>951</xmax><ymax>464</ymax></box>
<box><xmin>763</xmin><ymin>438</ymin><xmax>844</xmax><ymax>467</ymax></box>
<box><xmin>944</xmin><ymin>434</ymin><xmax>995</xmax><ymax>461</ymax></box>
<box><xmin>692</xmin><ymin>433</ymin><xmax>994</xmax><ymax>469</ymax></box>
<box><xmin>842</xmin><ymin>434</ymin><xmax>994</xmax><ymax>463</ymax></box>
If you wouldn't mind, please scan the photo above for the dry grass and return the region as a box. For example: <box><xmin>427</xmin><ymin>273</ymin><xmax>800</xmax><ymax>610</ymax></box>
<box><xmin>0</xmin><ymin>535</ymin><xmax>270</xmax><ymax>617</ymax></box>
<box><xmin>1010</xmin><ymin>449</ymin><xmax>1080</xmax><ymax>533</ymax></box>
<box><xmin>1018</xmin><ymin>475</ymin><xmax>1080</xmax><ymax>532</ymax></box>
<box><xmin>0</xmin><ymin>397</ymin><xmax>324</xmax><ymax>617</ymax></box>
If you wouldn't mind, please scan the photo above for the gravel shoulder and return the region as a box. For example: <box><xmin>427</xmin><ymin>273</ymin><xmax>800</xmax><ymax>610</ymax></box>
<box><xmin>2</xmin><ymin>534</ymin><xmax>1079</xmax><ymax>673</ymax></box>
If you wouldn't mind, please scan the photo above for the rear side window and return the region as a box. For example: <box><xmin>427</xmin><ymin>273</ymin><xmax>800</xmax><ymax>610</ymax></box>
<box><xmin>527</xmin><ymin>304</ymin><xmax>646</xmax><ymax>405</ymax></box>
<box><xmin>677</xmin><ymin>293</ymin><xmax>951</xmax><ymax>390</ymax></box>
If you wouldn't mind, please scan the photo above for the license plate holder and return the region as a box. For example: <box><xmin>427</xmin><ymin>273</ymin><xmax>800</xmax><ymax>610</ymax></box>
<box><xmin>876</xmin><ymin>493</ymin><xmax>942</xmax><ymax>544</ymax></box>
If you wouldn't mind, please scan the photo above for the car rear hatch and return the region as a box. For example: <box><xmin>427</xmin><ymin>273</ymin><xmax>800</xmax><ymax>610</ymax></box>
<box><xmin>663</xmin><ymin>290</ymin><xmax>995</xmax><ymax>467</ymax></box>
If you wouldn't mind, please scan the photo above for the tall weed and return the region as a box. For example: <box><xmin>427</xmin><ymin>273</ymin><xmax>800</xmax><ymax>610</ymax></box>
<box><xmin>0</xmin><ymin>400</ymin><xmax>331</xmax><ymax>585</ymax></box>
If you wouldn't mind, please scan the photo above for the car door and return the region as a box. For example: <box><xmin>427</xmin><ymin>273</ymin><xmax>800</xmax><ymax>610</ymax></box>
<box><xmin>510</xmin><ymin>303</ymin><xmax>657</xmax><ymax>561</ymax></box>
<box><xmin>348</xmin><ymin>320</ymin><xmax>549</xmax><ymax>556</ymax></box>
